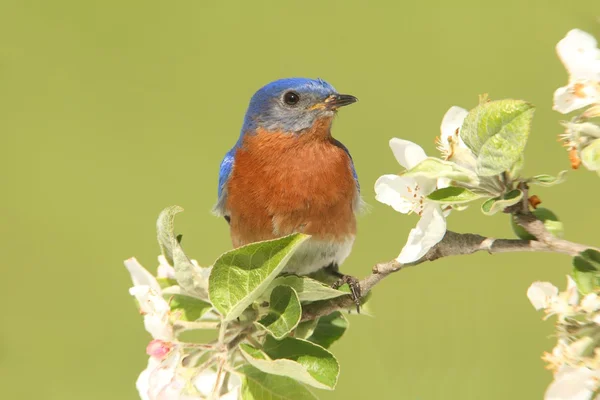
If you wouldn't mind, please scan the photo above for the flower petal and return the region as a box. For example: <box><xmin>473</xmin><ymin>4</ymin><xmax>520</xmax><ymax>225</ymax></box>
<box><xmin>582</xmin><ymin>293</ymin><xmax>600</xmax><ymax>313</ymax></box>
<box><xmin>545</xmin><ymin>365</ymin><xmax>599</xmax><ymax>400</ymax></box>
<box><xmin>527</xmin><ymin>282</ymin><xmax>559</xmax><ymax>310</ymax></box>
<box><xmin>389</xmin><ymin>138</ymin><xmax>427</xmax><ymax>170</ymax></box>
<box><xmin>148</xmin><ymin>352</ymin><xmax>183</xmax><ymax>399</ymax></box>
<box><xmin>136</xmin><ymin>357</ymin><xmax>160</xmax><ymax>400</ymax></box>
<box><xmin>397</xmin><ymin>204</ymin><xmax>446</xmax><ymax>264</ymax></box>
<box><xmin>125</xmin><ymin>257</ymin><xmax>162</xmax><ymax>293</ymax></box>
<box><xmin>557</xmin><ymin>29</ymin><xmax>600</xmax><ymax>81</ymax></box>
<box><xmin>195</xmin><ymin>371</ymin><xmax>219</xmax><ymax>397</ymax></box>
<box><xmin>130</xmin><ymin>285</ymin><xmax>174</xmax><ymax>340</ymax></box>
<box><xmin>554</xmin><ymin>84</ymin><xmax>600</xmax><ymax>114</ymax></box>
<box><xmin>194</xmin><ymin>370</ymin><xmax>241</xmax><ymax>399</ymax></box>
<box><xmin>374</xmin><ymin>174</ymin><xmax>417</xmax><ymax>214</ymax></box>
<box><xmin>137</xmin><ymin>352</ymin><xmax>182</xmax><ymax>400</ymax></box>
<box><xmin>157</xmin><ymin>255</ymin><xmax>176</xmax><ymax>280</ymax></box>
<box><xmin>566</xmin><ymin>275</ymin><xmax>580</xmax><ymax>305</ymax></box>
<box><xmin>440</xmin><ymin>106</ymin><xmax>469</xmax><ymax>147</ymax></box>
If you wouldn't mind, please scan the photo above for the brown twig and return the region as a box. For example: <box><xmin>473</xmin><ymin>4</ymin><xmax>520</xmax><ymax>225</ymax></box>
<box><xmin>301</xmin><ymin>228</ymin><xmax>597</xmax><ymax>322</ymax></box>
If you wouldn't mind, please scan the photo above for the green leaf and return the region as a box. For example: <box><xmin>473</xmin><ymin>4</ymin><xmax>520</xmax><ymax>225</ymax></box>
<box><xmin>209</xmin><ymin>234</ymin><xmax>310</xmax><ymax>321</ymax></box>
<box><xmin>508</xmin><ymin>154</ymin><xmax>525</xmax><ymax>179</ymax></box>
<box><xmin>240</xmin><ymin>336</ymin><xmax>339</xmax><ymax>390</ymax></box>
<box><xmin>529</xmin><ymin>171</ymin><xmax>568</xmax><ymax>187</ymax></box>
<box><xmin>263</xmin><ymin>276</ymin><xmax>346</xmax><ymax>303</ymax></box>
<box><xmin>238</xmin><ymin>365</ymin><xmax>318</xmax><ymax>400</ymax></box>
<box><xmin>511</xmin><ymin>207</ymin><xmax>564</xmax><ymax>240</ymax></box>
<box><xmin>426</xmin><ymin>186</ymin><xmax>482</xmax><ymax>204</ymax></box>
<box><xmin>460</xmin><ymin>99</ymin><xmax>535</xmax><ymax>176</ymax></box>
<box><xmin>256</xmin><ymin>286</ymin><xmax>302</xmax><ymax>339</ymax></box>
<box><xmin>162</xmin><ymin>287</ymin><xmax>212</xmax><ymax>321</ymax></box>
<box><xmin>157</xmin><ymin>205</ymin><xmax>182</xmax><ymax>266</ymax></box>
<box><xmin>307</xmin><ymin>312</ymin><xmax>348</xmax><ymax>349</ymax></box>
<box><xmin>293</xmin><ymin>320</ymin><xmax>319</xmax><ymax>340</ymax></box>
<box><xmin>400</xmin><ymin>157</ymin><xmax>478</xmax><ymax>184</ymax></box>
<box><xmin>156</xmin><ymin>206</ymin><xmax>208</xmax><ymax>299</ymax></box>
<box><xmin>572</xmin><ymin>250</ymin><xmax>600</xmax><ymax>294</ymax></box>
<box><xmin>581</xmin><ymin>139</ymin><xmax>600</xmax><ymax>172</ymax></box>
<box><xmin>480</xmin><ymin>189</ymin><xmax>523</xmax><ymax>215</ymax></box>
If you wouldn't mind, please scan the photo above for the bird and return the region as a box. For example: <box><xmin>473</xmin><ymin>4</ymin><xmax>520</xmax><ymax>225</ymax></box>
<box><xmin>213</xmin><ymin>77</ymin><xmax>362</xmax><ymax>308</ymax></box>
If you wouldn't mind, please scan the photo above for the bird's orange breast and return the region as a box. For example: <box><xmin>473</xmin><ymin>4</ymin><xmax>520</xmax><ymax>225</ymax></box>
<box><xmin>225</xmin><ymin>119</ymin><xmax>357</xmax><ymax>247</ymax></box>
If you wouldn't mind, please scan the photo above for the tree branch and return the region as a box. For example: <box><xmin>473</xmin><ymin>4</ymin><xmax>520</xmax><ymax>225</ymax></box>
<box><xmin>300</xmin><ymin>229</ymin><xmax>596</xmax><ymax>322</ymax></box>
<box><xmin>510</xmin><ymin>182</ymin><xmax>597</xmax><ymax>255</ymax></box>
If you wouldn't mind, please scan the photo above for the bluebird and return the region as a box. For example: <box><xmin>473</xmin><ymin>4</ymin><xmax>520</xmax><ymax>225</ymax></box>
<box><xmin>213</xmin><ymin>78</ymin><xmax>362</xmax><ymax>308</ymax></box>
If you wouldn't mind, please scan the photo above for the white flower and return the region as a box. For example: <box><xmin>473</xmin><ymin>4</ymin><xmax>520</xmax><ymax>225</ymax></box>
<box><xmin>194</xmin><ymin>370</ymin><xmax>241</xmax><ymax>400</ymax></box>
<box><xmin>375</xmin><ymin>138</ymin><xmax>448</xmax><ymax>263</ymax></box>
<box><xmin>126</xmin><ymin>257</ymin><xmax>163</xmax><ymax>293</ymax></box>
<box><xmin>581</xmin><ymin>293</ymin><xmax>600</xmax><ymax>313</ymax></box>
<box><xmin>543</xmin><ymin>339</ymin><xmax>569</xmax><ymax>372</ymax></box>
<box><xmin>129</xmin><ymin>285</ymin><xmax>174</xmax><ymax>341</ymax></box>
<box><xmin>527</xmin><ymin>277</ymin><xmax>579</xmax><ymax>316</ymax></box>
<box><xmin>545</xmin><ymin>365</ymin><xmax>600</xmax><ymax>400</ymax></box>
<box><xmin>157</xmin><ymin>255</ymin><xmax>176</xmax><ymax>280</ymax></box>
<box><xmin>564</xmin><ymin>276</ymin><xmax>580</xmax><ymax>309</ymax></box>
<box><xmin>436</xmin><ymin>106</ymin><xmax>477</xmax><ymax>170</ymax></box>
<box><xmin>553</xmin><ymin>29</ymin><xmax>600</xmax><ymax>114</ymax></box>
<box><xmin>136</xmin><ymin>351</ymin><xmax>184</xmax><ymax>400</ymax></box>
<box><xmin>125</xmin><ymin>258</ymin><xmax>174</xmax><ymax>341</ymax></box>
<box><xmin>528</xmin><ymin>281</ymin><xmax>559</xmax><ymax>311</ymax></box>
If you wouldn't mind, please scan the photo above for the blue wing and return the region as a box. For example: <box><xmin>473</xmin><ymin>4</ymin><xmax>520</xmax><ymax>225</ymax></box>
<box><xmin>332</xmin><ymin>138</ymin><xmax>365</xmax><ymax>213</ymax></box>
<box><xmin>213</xmin><ymin>147</ymin><xmax>237</xmax><ymax>217</ymax></box>
<box><xmin>332</xmin><ymin>138</ymin><xmax>360</xmax><ymax>193</ymax></box>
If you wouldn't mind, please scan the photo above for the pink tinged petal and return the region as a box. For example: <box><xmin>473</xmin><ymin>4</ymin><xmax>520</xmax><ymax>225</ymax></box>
<box><xmin>527</xmin><ymin>282</ymin><xmax>559</xmax><ymax>310</ymax></box>
<box><xmin>146</xmin><ymin>339</ymin><xmax>174</xmax><ymax>360</ymax></box>
<box><xmin>389</xmin><ymin>138</ymin><xmax>427</xmax><ymax>170</ymax></box>
<box><xmin>397</xmin><ymin>204</ymin><xmax>446</xmax><ymax>264</ymax></box>
<box><xmin>156</xmin><ymin>377</ymin><xmax>187</xmax><ymax>400</ymax></box>
<box><xmin>147</xmin><ymin>352</ymin><xmax>182</xmax><ymax>400</ymax></box>
<box><xmin>557</xmin><ymin>29</ymin><xmax>600</xmax><ymax>81</ymax></box>
<box><xmin>374</xmin><ymin>174</ymin><xmax>417</xmax><ymax>214</ymax></box>
<box><xmin>545</xmin><ymin>366</ymin><xmax>599</xmax><ymax>400</ymax></box>
<box><xmin>125</xmin><ymin>257</ymin><xmax>162</xmax><ymax>293</ymax></box>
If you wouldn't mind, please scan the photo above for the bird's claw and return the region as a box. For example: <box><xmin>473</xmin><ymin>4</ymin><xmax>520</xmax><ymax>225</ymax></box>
<box><xmin>332</xmin><ymin>275</ymin><xmax>361</xmax><ymax>313</ymax></box>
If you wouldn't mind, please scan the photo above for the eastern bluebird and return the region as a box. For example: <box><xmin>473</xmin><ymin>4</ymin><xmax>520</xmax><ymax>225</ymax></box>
<box><xmin>213</xmin><ymin>78</ymin><xmax>361</xmax><ymax>307</ymax></box>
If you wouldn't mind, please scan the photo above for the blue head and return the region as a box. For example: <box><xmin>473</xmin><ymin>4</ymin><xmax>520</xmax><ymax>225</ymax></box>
<box><xmin>240</xmin><ymin>78</ymin><xmax>357</xmax><ymax>134</ymax></box>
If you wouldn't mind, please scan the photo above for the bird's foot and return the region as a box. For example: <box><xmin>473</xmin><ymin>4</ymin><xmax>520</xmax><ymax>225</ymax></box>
<box><xmin>325</xmin><ymin>264</ymin><xmax>361</xmax><ymax>313</ymax></box>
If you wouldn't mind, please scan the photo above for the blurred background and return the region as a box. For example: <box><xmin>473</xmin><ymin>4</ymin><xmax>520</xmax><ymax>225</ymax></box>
<box><xmin>1</xmin><ymin>0</ymin><xmax>599</xmax><ymax>398</ymax></box>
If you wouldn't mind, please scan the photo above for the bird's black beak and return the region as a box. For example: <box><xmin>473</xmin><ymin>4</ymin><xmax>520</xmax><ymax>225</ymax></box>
<box><xmin>324</xmin><ymin>94</ymin><xmax>358</xmax><ymax>110</ymax></box>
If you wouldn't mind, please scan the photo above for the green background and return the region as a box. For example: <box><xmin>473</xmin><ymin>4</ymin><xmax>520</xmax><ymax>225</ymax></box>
<box><xmin>2</xmin><ymin>1</ymin><xmax>599</xmax><ymax>398</ymax></box>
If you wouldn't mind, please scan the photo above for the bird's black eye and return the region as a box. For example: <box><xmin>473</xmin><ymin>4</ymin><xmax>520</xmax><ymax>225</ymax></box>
<box><xmin>283</xmin><ymin>91</ymin><xmax>300</xmax><ymax>106</ymax></box>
